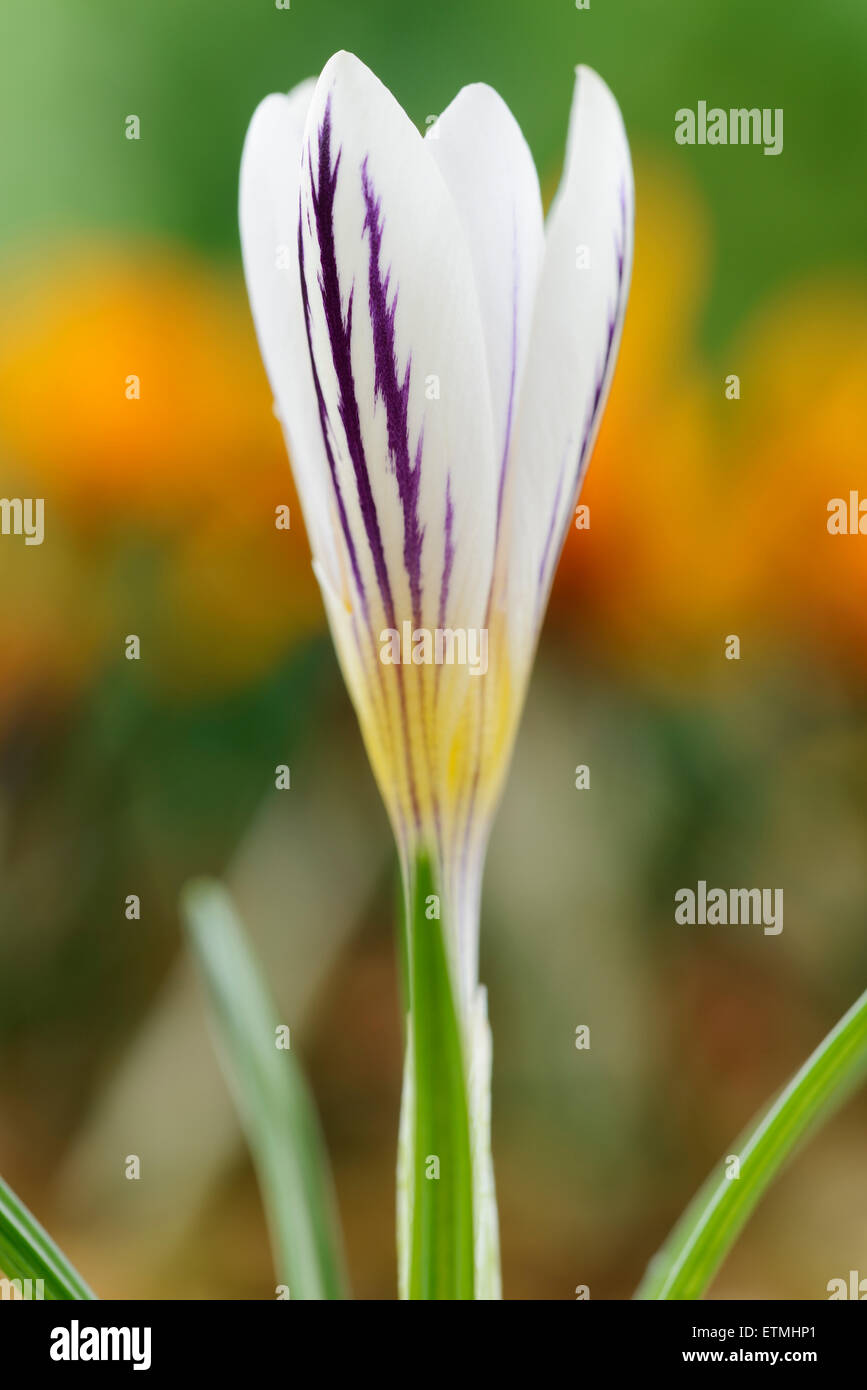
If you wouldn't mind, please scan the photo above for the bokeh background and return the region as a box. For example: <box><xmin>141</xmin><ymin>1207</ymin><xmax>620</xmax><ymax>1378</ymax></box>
<box><xmin>1</xmin><ymin>0</ymin><xmax>866</xmax><ymax>1300</ymax></box>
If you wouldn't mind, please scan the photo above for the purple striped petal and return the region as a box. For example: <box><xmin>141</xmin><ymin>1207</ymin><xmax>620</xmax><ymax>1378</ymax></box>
<box><xmin>505</xmin><ymin>65</ymin><xmax>634</xmax><ymax>671</ymax></box>
<box><xmin>298</xmin><ymin>53</ymin><xmax>497</xmax><ymax>643</ymax></box>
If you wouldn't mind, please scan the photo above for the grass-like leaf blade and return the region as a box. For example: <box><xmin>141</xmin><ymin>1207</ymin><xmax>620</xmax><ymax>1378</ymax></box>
<box><xmin>0</xmin><ymin>1173</ymin><xmax>96</xmax><ymax>1300</ymax></box>
<box><xmin>182</xmin><ymin>879</ymin><xmax>348</xmax><ymax>1300</ymax></box>
<box><xmin>636</xmin><ymin>985</ymin><xmax>867</xmax><ymax>1299</ymax></box>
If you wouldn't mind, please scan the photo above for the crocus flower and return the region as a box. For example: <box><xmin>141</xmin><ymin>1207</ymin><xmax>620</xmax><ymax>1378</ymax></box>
<box><xmin>240</xmin><ymin>50</ymin><xmax>632</xmax><ymax>1299</ymax></box>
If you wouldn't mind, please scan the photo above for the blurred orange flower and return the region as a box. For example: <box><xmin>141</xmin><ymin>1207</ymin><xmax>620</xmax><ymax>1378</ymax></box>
<box><xmin>0</xmin><ymin>240</ymin><xmax>321</xmax><ymax>701</ymax></box>
<box><xmin>550</xmin><ymin>155</ymin><xmax>867</xmax><ymax>689</ymax></box>
<box><xmin>733</xmin><ymin>286</ymin><xmax>867</xmax><ymax>677</ymax></box>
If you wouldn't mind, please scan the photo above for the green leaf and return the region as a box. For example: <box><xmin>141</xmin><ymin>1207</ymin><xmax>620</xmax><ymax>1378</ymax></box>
<box><xmin>400</xmin><ymin>854</ymin><xmax>475</xmax><ymax>1300</ymax></box>
<box><xmin>181</xmin><ymin>879</ymin><xmax>348</xmax><ymax>1300</ymax></box>
<box><xmin>0</xmin><ymin>1173</ymin><xmax>96</xmax><ymax>1300</ymax></box>
<box><xmin>636</xmin><ymin>986</ymin><xmax>867</xmax><ymax>1300</ymax></box>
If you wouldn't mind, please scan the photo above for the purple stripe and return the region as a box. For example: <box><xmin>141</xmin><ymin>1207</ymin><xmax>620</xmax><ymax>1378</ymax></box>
<box><xmin>438</xmin><ymin>475</ymin><xmax>455</xmax><ymax>630</ymax></box>
<box><xmin>300</xmin><ymin>211</ymin><xmax>404</xmax><ymax>827</ymax></box>
<box><xmin>536</xmin><ymin>452</ymin><xmax>567</xmax><ymax>597</ymax></box>
<box><xmin>308</xmin><ymin>98</ymin><xmax>396</xmax><ymax>627</ymax></box>
<box><xmin>538</xmin><ymin>179</ymin><xmax>630</xmax><ymax>603</ymax></box>
<box><xmin>297</xmin><ymin>211</ymin><xmax>367</xmax><ymax>617</ymax></box>
<box><xmin>302</xmin><ymin>99</ymin><xmax>426</xmax><ymax>829</ymax></box>
<box><xmin>459</xmin><ymin>237</ymin><xmax>522</xmax><ymax>867</ymax></box>
<box><xmin>574</xmin><ymin>179</ymin><xmax>629</xmax><ymax>481</ymax></box>
<box><xmin>433</xmin><ymin>472</ymin><xmax>455</xmax><ymax>709</ymax></box>
<box><xmin>361</xmin><ymin>158</ymin><xmax>425</xmax><ymax>628</ymax></box>
<box><xmin>495</xmin><ymin>214</ymin><xmax>520</xmax><ymax>538</ymax></box>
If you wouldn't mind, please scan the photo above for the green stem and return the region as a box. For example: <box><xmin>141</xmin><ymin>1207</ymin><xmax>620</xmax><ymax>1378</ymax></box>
<box><xmin>636</xmin><ymin>985</ymin><xmax>867</xmax><ymax>1300</ymax></box>
<box><xmin>400</xmin><ymin>853</ymin><xmax>475</xmax><ymax>1300</ymax></box>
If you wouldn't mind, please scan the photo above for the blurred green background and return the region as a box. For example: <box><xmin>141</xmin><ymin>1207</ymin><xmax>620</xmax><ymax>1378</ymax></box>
<box><xmin>0</xmin><ymin>0</ymin><xmax>866</xmax><ymax>1299</ymax></box>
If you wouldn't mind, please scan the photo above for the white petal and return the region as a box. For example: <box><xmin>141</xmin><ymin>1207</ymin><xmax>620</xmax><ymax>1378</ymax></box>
<box><xmin>505</xmin><ymin>65</ymin><xmax>634</xmax><ymax>666</ymax></box>
<box><xmin>239</xmin><ymin>80</ymin><xmax>338</xmax><ymax>582</ymax></box>
<box><xmin>426</xmin><ymin>85</ymin><xmax>544</xmax><ymax>531</ymax></box>
<box><xmin>298</xmin><ymin>51</ymin><xmax>497</xmax><ymax>638</ymax></box>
